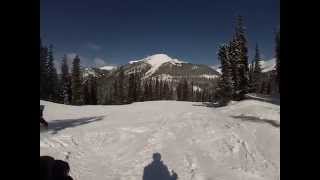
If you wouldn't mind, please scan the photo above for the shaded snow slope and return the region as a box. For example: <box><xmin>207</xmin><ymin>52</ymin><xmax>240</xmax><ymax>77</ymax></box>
<box><xmin>40</xmin><ymin>100</ymin><xmax>279</xmax><ymax>180</ymax></box>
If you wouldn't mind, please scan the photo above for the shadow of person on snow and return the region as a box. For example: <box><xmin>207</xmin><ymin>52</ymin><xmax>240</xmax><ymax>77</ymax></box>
<box><xmin>143</xmin><ymin>153</ymin><xmax>178</xmax><ymax>180</ymax></box>
<box><xmin>47</xmin><ymin>116</ymin><xmax>104</xmax><ymax>134</ymax></box>
<box><xmin>231</xmin><ymin>115</ymin><xmax>280</xmax><ymax>128</ymax></box>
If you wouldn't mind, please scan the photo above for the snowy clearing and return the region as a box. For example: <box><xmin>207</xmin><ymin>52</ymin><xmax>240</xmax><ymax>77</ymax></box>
<box><xmin>40</xmin><ymin>100</ymin><xmax>279</xmax><ymax>180</ymax></box>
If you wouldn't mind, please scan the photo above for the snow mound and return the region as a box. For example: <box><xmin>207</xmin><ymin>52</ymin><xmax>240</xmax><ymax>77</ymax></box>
<box><xmin>129</xmin><ymin>54</ymin><xmax>186</xmax><ymax>77</ymax></box>
<box><xmin>40</xmin><ymin>100</ymin><xmax>279</xmax><ymax>180</ymax></box>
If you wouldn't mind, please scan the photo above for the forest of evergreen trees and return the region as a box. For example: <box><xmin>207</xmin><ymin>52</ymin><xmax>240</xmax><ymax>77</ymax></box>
<box><xmin>40</xmin><ymin>16</ymin><xmax>280</xmax><ymax>106</ymax></box>
<box><xmin>214</xmin><ymin>16</ymin><xmax>280</xmax><ymax>106</ymax></box>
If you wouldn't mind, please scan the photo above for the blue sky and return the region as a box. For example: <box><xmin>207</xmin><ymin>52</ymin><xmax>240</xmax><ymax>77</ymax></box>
<box><xmin>41</xmin><ymin>0</ymin><xmax>279</xmax><ymax>67</ymax></box>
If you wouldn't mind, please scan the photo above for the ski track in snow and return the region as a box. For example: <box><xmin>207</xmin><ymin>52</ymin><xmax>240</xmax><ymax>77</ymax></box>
<box><xmin>40</xmin><ymin>100</ymin><xmax>280</xmax><ymax>180</ymax></box>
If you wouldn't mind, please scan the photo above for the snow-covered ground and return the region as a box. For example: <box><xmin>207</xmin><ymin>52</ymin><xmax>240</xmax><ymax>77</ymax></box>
<box><xmin>40</xmin><ymin>100</ymin><xmax>279</xmax><ymax>180</ymax></box>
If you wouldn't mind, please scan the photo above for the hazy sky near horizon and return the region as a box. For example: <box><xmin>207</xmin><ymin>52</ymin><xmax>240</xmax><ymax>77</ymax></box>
<box><xmin>41</xmin><ymin>0</ymin><xmax>279</xmax><ymax>67</ymax></box>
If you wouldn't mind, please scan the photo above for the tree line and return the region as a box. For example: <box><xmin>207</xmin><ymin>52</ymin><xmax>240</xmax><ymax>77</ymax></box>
<box><xmin>40</xmin><ymin>38</ymin><xmax>98</xmax><ymax>105</ymax></box>
<box><xmin>215</xmin><ymin>16</ymin><xmax>280</xmax><ymax>106</ymax></box>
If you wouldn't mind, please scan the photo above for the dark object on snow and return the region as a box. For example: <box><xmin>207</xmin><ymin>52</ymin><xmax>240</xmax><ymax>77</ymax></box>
<box><xmin>40</xmin><ymin>156</ymin><xmax>55</xmax><ymax>180</ymax></box>
<box><xmin>40</xmin><ymin>156</ymin><xmax>74</xmax><ymax>180</ymax></box>
<box><xmin>52</xmin><ymin>160</ymin><xmax>73</xmax><ymax>180</ymax></box>
<box><xmin>40</xmin><ymin>105</ymin><xmax>48</xmax><ymax>128</ymax></box>
<box><xmin>143</xmin><ymin>153</ymin><xmax>178</xmax><ymax>180</ymax></box>
<box><xmin>171</xmin><ymin>170</ymin><xmax>178</xmax><ymax>180</ymax></box>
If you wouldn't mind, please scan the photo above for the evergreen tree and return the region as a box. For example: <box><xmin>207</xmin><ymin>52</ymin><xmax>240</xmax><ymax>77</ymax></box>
<box><xmin>83</xmin><ymin>81</ymin><xmax>90</xmax><ymax>104</ymax></box>
<box><xmin>260</xmin><ymin>81</ymin><xmax>266</xmax><ymax>94</ymax></box>
<box><xmin>191</xmin><ymin>81</ymin><xmax>194</xmax><ymax>101</ymax></box>
<box><xmin>61</xmin><ymin>55</ymin><xmax>72</xmax><ymax>104</ymax></box>
<box><xmin>113</xmin><ymin>80</ymin><xmax>119</xmax><ymax>104</ymax></box>
<box><xmin>47</xmin><ymin>45</ymin><xmax>59</xmax><ymax>102</ymax></box>
<box><xmin>215</xmin><ymin>44</ymin><xmax>233</xmax><ymax>105</ymax></box>
<box><xmin>128</xmin><ymin>73</ymin><xmax>135</xmax><ymax>103</ymax></box>
<box><xmin>71</xmin><ymin>55</ymin><xmax>83</xmax><ymax>105</ymax></box>
<box><xmin>40</xmin><ymin>38</ymin><xmax>49</xmax><ymax>99</ymax></box>
<box><xmin>275</xmin><ymin>29</ymin><xmax>280</xmax><ymax>93</ymax></box>
<box><xmin>252</xmin><ymin>44</ymin><xmax>262</xmax><ymax>92</ymax></box>
<box><xmin>143</xmin><ymin>81</ymin><xmax>149</xmax><ymax>101</ymax></box>
<box><xmin>148</xmin><ymin>79</ymin><xmax>153</xmax><ymax>100</ymax></box>
<box><xmin>155</xmin><ymin>78</ymin><xmax>160</xmax><ymax>100</ymax></box>
<box><xmin>90</xmin><ymin>77</ymin><xmax>98</xmax><ymax>105</ymax></box>
<box><xmin>266</xmin><ymin>80</ymin><xmax>272</xmax><ymax>95</ymax></box>
<box><xmin>135</xmin><ymin>73</ymin><xmax>142</xmax><ymax>101</ymax></box>
<box><xmin>182</xmin><ymin>79</ymin><xmax>189</xmax><ymax>101</ymax></box>
<box><xmin>118</xmin><ymin>67</ymin><xmax>125</xmax><ymax>104</ymax></box>
<box><xmin>176</xmin><ymin>81</ymin><xmax>182</xmax><ymax>101</ymax></box>
<box><xmin>233</xmin><ymin>15</ymin><xmax>249</xmax><ymax>99</ymax></box>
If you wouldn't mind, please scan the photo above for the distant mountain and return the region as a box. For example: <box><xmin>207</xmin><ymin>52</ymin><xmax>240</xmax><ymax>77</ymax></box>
<box><xmin>99</xmin><ymin>65</ymin><xmax>117</xmax><ymax>71</ymax></box>
<box><xmin>124</xmin><ymin>54</ymin><xmax>219</xmax><ymax>81</ymax></box>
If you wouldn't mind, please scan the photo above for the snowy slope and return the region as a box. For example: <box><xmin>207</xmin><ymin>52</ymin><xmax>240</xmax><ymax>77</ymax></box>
<box><xmin>40</xmin><ymin>100</ymin><xmax>279</xmax><ymax>180</ymax></box>
<box><xmin>260</xmin><ymin>58</ymin><xmax>276</xmax><ymax>73</ymax></box>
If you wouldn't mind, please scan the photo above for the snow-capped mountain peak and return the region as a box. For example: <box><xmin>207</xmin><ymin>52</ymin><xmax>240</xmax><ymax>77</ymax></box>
<box><xmin>129</xmin><ymin>54</ymin><xmax>186</xmax><ymax>77</ymax></box>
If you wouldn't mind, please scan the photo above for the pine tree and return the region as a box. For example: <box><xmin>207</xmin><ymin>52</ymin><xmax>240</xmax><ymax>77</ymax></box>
<box><xmin>143</xmin><ymin>81</ymin><xmax>149</xmax><ymax>101</ymax></box>
<box><xmin>118</xmin><ymin>67</ymin><xmax>125</xmax><ymax>104</ymax></box>
<box><xmin>191</xmin><ymin>81</ymin><xmax>194</xmax><ymax>101</ymax></box>
<box><xmin>128</xmin><ymin>73</ymin><xmax>135</xmax><ymax>103</ymax></box>
<box><xmin>47</xmin><ymin>45</ymin><xmax>59</xmax><ymax>102</ymax></box>
<box><xmin>215</xmin><ymin>44</ymin><xmax>233</xmax><ymax>105</ymax></box>
<box><xmin>148</xmin><ymin>79</ymin><xmax>153</xmax><ymax>100</ymax></box>
<box><xmin>176</xmin><ymin>81</ymin><xmax>182</xmax><ymax>101</ymax></box>
<box><xmin>90</xmin><ymin>77</ymin><xmax>98</xmax><ymax>105</ymax></box>
<box><xmin>83</xmin><ymin>81</ymin><xmax>90</xmax><ymax>104</ymax></box>
<box><xmin>135</xmin><ymin>73</ymin><xmax>142</xmax><ymax>101</ymax></box>
<box><xmin>233</xmin><ymin>15</ymin><xmax>249</xmax><ymax>100</ymax></box>
<box><xmin>40</xmin><ymin>38</ymin><xmax>49</xmax><ymax>99</ymax></box>
<box><xmin>275</xmin><ymin>29</ymin><xmax>280</xmax><ymax>93</ymax></box>
<box><xmin>155</xmin><ymin>78</ymin><xmax>160</xmax><ymax>100</ymax></box>
<box><xmin>61</xmin><ymin>55</ymin><xmax>72</xmax><ymax>104</ymax></box>
<box><xmin>71</xmin><ymin>55</ymin><xmax>83</xmax><ymax>105</ymax></box>
<box><xmin>113</xmin><ymin>80</ymin><xmax>119</xmax><ymax>104</ymax></box>
<box><xmin>252</xmin><ymin>44</ymin><xmax>262</xmax><ymax>92</ymax></box>
<box><xmin>260</xmin><ymin>81</ymin><xmax>266</xmax><ymax>94</ymax></box>
<box><xmin>182</xmin><ymin>79</ymin><xmax>189</xmax><ymax>101</ymax></box>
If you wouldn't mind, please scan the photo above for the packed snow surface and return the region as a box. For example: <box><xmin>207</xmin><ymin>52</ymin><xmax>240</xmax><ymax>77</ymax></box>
<box><xmin>40</xmin><ymin>100</ymin><xmax>279</xmax><ymax>180</ymax></box>
<box><xmin>129</xmin><ymin>54</ymin><xmax>185</xmax><ymax>77</ymax></box>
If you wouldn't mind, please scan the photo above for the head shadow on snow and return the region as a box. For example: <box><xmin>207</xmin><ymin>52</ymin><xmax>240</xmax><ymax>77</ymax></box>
<box><xmin>231</xmin><ymin>115</ymin><xmax>280</xmax><ymax>128</ymax></box>
<box><xmin>47</xmin><ymin>116</ymin><xmax>104</xmax><ymax>134</ymax></box>
<box><xmin>143</xmin><ymin>153</ymin><xmax>178</xmax><ymax>180</ymax></box>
